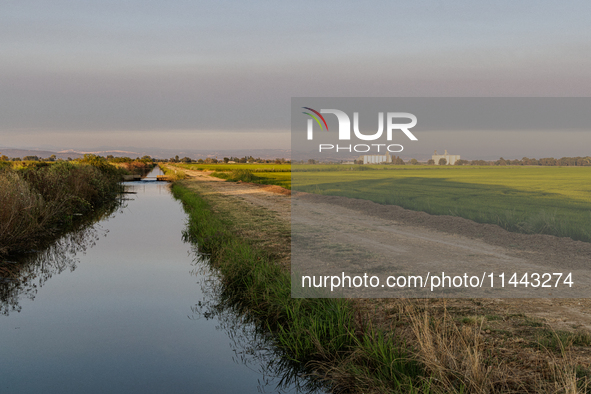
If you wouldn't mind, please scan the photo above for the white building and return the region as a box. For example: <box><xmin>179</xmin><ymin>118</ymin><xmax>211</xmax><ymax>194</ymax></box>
<box><xmin>359</xmin><ymin>151</ymin><xmax>392</xmax><ymax>164</ymax></box>
<box><xmin>432</xmin><ymin>150</ymin><xmax>460</xmax><ymax>165</ymax></box>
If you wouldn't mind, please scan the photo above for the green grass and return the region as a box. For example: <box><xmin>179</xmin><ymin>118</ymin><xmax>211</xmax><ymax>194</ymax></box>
<box><xmin>210</xmin><ymin>169</ymin><xmax>292</xmax><ymax>189</ymax></box>
<box><xmin>171</xmin><ymin>182</ymin><xmax>424</xmax><ymax>392</ymax></box>
<box><xmin>177</xmin><ymin>163</ymin><xmax>291</xmax><ymax>172</ymax></box>
<box><xmin>173</xmin><ymin>163</ymin><xmax>292</xmax><ymax>189</ymax></box>
<box><xmin>293</xmin><ymin>165</ymin><xmax>591</xmax><ymax>242</ymax></box>
<box><xmin>534</xmin><ymin>329</ymin><xmax>591</xmax><ymax>352</ymax></box>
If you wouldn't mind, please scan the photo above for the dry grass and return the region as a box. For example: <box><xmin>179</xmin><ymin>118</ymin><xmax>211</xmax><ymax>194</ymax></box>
<box><xmin>360</xmin><ymin>298</ymin><xmax>591</xmax><ymax>393</ymax></box>
<box><xmin>407</xmin><ymin>302</ymin><xmax>510</xmax><ymax>393</ymax></box>
<box><xmin>0</xmin><ymin>162</ymin><xmax>121</xmax><ymax>257</ymax></box>
<box><xmin>0</xmin><ymin>170</ymin><xmax>50</xmax><ymax>254</ymax></box>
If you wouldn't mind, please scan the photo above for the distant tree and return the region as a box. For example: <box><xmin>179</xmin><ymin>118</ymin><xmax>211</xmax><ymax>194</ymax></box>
<box><xmin>239</xmin><ymin>157</ymin><xmax>247</xmax><ymax>163</ymax></box>
<box><xmin>394</xmin><ymin>156</ymin><xmax>405</xmax><ymax>165</ymax></box>
<box><xmin>48</xmin><ymin>154</ymin><xmax>57</xmax><ymax>162</ymax></box>
<box><xmin>409</xmin><ymin>158</ymin><xmax>418</xmax><ymax>165</ymax></box>
<box><xmin>23</xmin><ymin>156</ymin><xmax>39</xmax><ymax>161</ymax></box>
<box><xmin>197</xmin><ymin>159</ymin><xmax>204</xmax><ymax>164</ymax></box>
<box><xmin>181</xmin><ymin>157</ymin><xmax>192</xmax><ymax>163</ymax></box>
<box><xmin>111</xmin><ymin>157</ymin><xmax>132</xmax><ymax>163</ymax></box>
<box><xmin>106</xmin><ymin>155</ymin><xmax>114</xmax><ymax>160</ymax></box>
<box><xmin>454</xmin><ymin>159</ymin><xmax>468</xmax><ymax>165</ymax></box>
<box><xmin>223</xmin><ymin>157</ymin><xmax>230</xmax><ymax>163</ymax></box>
<box><xmin>307</xmin><ymin>159</ymin><xmax>316</xmax><ymax>164</ymax></box>
<box><xmin>438</xmin><ymin>158</ymin><xmax>447</xmax><ymax>165</ymax></box>
<box><xmin>427</xmin><ymin>159</ymin><xmax>435</xmax><ymax>165</ymax></box>
<box><xmin>174</xmin><ymin>155</ymin><xmax>179</xmax><ymax>162</ymax></box>
<box><xmin>0</xmin><ymin>154</ymin><xmax>8</xmax><ymax>161</ymax></box>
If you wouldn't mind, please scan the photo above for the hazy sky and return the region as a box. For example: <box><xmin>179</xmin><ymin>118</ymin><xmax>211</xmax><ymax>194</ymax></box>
<box><xmin>1</xmin><ymin>1</ymin><xmax>590</xmax><ymax>155</ymax></box>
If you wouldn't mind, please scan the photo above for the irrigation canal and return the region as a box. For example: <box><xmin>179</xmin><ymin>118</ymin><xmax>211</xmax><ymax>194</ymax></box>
<box><xmin>0</xmin><ymin>167</ymin><xmax>320</xmax><ymax>393</ymax></box>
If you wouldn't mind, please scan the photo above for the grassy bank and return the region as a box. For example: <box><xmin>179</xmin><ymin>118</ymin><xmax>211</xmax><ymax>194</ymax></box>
<box><xmin>158</xmin><ymin>164</ymin><xmax>188</xmax><ymax>180</ymax></box>
<box><xmin>171</xmin><ymin>181</ymin><xmax>425</xmax><ymax>393</ymax></box>
<box><xmin>0</xmin><ymin>157</ymin><xmax>123</xmax><ymax>257</ymax></box>
<box><xmin>171</xmin><ymin>178</ymin><xmax>591</xmax><ymax>393</ymax></box>
<box><xmin>293</xmin><ymin>166</ymin><xmax>591</xmax><ymax>242</ymax></box>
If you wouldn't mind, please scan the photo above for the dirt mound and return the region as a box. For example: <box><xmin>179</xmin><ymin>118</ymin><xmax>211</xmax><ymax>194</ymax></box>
<box><xmin>294</xmin><ymin>192</ymin><xmax>591</xmax><ymax>271</ymax></box>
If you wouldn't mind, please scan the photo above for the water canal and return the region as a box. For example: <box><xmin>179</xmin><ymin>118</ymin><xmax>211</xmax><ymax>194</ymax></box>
<box><xmin>0</xmin><ymin>167</ymin><xmax>319</xmax><ymax>393</ymax></box>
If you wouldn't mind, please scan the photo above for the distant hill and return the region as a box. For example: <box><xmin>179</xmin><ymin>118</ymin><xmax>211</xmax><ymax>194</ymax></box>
<box><xmin>0</xmin><ymin>148</ymin><xmax>83</xmax><ymax>160</ymax></box>
<box><xmin>0</xmin><ymin>147</ymin><xmax>292</xmax><ymax>160</ymax></box>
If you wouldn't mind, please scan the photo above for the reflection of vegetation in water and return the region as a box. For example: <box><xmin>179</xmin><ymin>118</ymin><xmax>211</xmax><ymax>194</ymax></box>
<box><xmin>0</xmin><ymin>200</ymin><xmax>124</xmax><ymax>316</ymax></box>
<box><xmin>188</xmin><ymin>251</ymin><xmax>327</xmax><ymax>394</ymax></box>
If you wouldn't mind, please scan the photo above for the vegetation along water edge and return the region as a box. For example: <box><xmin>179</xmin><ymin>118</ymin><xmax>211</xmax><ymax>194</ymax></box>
<box><xmin>170</xmin><ymin>179</ymin><xmax>428</xmax><ymax>393</ymax></box>
<box><xmin>0</xmin><ymin>155</ymin><xmax>124</xmax><ymax>258</ymax></box>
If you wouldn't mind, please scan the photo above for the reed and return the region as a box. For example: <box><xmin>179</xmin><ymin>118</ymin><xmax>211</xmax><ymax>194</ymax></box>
<box><xmin>0</xmin><ymin>160</ymin><xmax>122</xmax><ymax>257</ymax></box>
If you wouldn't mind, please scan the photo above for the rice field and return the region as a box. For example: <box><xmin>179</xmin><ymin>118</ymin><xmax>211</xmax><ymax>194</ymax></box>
<box><xmin>293</xmin><ymin>165</ymin><xmax>591</xmax><ymax>242</ymax></box>
<box><xmin>177</xmin><ymin>163</ymin><xmax>291</xmax><ymax>172</ymax></box>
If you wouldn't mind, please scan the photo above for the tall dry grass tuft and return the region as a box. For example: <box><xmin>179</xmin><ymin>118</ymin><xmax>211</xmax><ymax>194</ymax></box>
<box><xmin>541</xmin><ymin>329</ymin><xmax>590</xmax><ymax>394</ymax></box>
<box><xmin>407</xmin><ymin>302</ymin><xmax>509</xmax><ymax>393</ymax></box>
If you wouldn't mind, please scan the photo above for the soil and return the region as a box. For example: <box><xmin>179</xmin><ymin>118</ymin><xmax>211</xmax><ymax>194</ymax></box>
<box><xmin>175</xmin><ymin>167</ymin><xmax>291</xmax><ymax>222</ymax></box>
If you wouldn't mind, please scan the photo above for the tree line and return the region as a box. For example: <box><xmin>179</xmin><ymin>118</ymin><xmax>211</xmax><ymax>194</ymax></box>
<box><xmin>0</xmin><ymin>154</ymin><xmax>289</xmax><ymax>165</ymax></box>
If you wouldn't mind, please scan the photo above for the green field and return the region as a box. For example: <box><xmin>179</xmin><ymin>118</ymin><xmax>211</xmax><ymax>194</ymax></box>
<box><xmin>177</xmin><ymin>163</ymin><xmax>291</xmax><ymax>172</ymax></box>
<box><xmin>293</xmin><ymin>165</ymin><xmax>591</xmax><ymax>242</ymax></box>
<box><xmin>175</xmin><ymin>163</ymin><xmax>292</xmax><ymax>189</ymax></box>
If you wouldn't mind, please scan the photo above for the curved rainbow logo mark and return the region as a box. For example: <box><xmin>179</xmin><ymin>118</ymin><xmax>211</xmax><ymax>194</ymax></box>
<box><xmin>302</xmin><ymin>107</ymin><xmax>329</xmax><ymax>131</ymax></box>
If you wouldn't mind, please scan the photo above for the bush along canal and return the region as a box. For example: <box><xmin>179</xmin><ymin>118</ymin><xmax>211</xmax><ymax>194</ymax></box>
<box><xmin>0</xmin><ymin>167</ymin><xmax>322</xmax><ymax>393</ymax></box>
<box><xmin>170</xmin><ymin>179</ymin><xmax>426</xmax><ymax>393</ymax></box>
<box><xmin>0</xmin><ymin>156</ymin><xmax>125</xmax><ymax>258</ymax></box>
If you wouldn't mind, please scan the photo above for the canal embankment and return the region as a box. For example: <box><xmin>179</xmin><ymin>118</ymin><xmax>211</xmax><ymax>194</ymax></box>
<box><xmin>170</xmin><ymin>176</ymin><xmax>425</xmax><ymax>393</ymax></box>
<box><xmin>168</xmin><ymin>165</ymin><xmax>591</xmax><ymax>394</ymax></box>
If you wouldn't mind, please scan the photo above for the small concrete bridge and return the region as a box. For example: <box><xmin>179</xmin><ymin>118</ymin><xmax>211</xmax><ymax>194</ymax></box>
<box><xmin>121</xmin><ymin>175</ymin><xmax>172</xmax><ymax>182</ymax></box>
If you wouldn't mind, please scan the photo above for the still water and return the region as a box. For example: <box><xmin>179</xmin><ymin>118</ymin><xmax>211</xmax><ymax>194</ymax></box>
<box><xmin>0</xmin><ymin>168</ymin><xmax>317</xmax><ymax>393</ymax></box>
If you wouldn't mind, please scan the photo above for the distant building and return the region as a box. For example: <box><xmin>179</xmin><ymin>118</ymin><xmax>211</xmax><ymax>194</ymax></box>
<box><xmin>432</xmin><ymin>150</ymin><xmax>460</xmax><ymax>165</ymax></box>
<box><xmin>359</xmin><ymin>151</ymin><xmax>392</xmax><ymax>164</ymax></box>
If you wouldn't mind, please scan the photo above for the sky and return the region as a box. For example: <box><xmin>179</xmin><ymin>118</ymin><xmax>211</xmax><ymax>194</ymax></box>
<box><xmin>1</xmin><ymin>1</ymin><xmax>590</xmax><ymax>156</ymax></box>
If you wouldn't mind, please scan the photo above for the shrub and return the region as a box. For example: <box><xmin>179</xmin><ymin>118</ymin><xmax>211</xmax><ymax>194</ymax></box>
<box><xmin>0</xmin><ymin>162</ymin><xmax>122</xmax><ymax>256</ymax></box>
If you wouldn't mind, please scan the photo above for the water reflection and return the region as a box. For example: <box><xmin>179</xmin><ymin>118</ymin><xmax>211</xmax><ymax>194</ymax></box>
<box><xmin>0</xmin><ymin>203</ymin><xmax>122</xmax><ymax>316</ymax></box>
<box><xmin>0</xmin><ymin>172</ymin><xmax>324</xmax><ymax>393</ymax></box>
<box><xmin>189</xmin><ymin>252</ymin><xmax>327</xmax><ymax>394</ymax></box>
